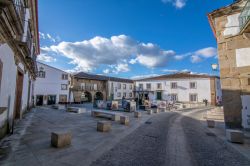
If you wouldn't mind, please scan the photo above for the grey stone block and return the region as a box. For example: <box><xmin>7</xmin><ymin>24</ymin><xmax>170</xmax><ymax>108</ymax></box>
<box><xmin>134</xmin><ymin>111</ymin><xmax>141</xmax><ymax>118</ymax></box>
<box><xmin>147</xmin><ymin>109</ymin><xmax>153</xmax><ymax>115</ymax></box>
<box><xmin>207</xmin><ymin>120</ymin><xmax>215</xmax><ymax>128</ymax></box>
<box><xmin>97</xmin><ymin>121</ymin><xmax>111</xmax><ymax>132</ymax></box>
<box><xmin>120</xmin><ymin>116</ymin><xmax>129</xmax><ymax>125</ymax></box>
<box><xmin>226</xmin><ymin>129</ymin><xmax>244</xmax><ymax>144</ymax></box>
<box><xmin>51</xmin><ymin>131</ymin><xmax>72</xmax><ymax>148</ymax></box>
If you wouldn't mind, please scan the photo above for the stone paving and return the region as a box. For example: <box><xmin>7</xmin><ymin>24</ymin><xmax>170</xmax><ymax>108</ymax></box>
<box><xmin>0</xmin><ymin>105</ymin><xmax>153</xmax><ymax>166</ymax></box>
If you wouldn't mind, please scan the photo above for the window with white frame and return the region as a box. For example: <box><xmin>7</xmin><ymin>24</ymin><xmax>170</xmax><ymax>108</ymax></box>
<box><xmin>123</xmin><ymin>84</ymin><xmax>126</xmax><ymax>89</ymax></box>
<box><xmin>61</xmin><ymin>84</ymin><xmax>68</xmax><ymax>90</ymax></box>
<box><xmin>129</xmin><ymin>92</ymin><xmax>133</xmax><ymax>97</ymax></box>
<box><xmin>146</xmin><ymin>83</ymin><xmax>151</xmax><ymax>90</ymax></box>
<box><xmin>118</xmin><ymin>83</ymin><xmax>121</xmax><ymax>89</ymax></box>
<box><xmin>94</xmin><ymin>84</ymin><xmax>97</xmax><ymax>90</ymax></box>
<box><xmin>171</xmin><ymin>82</ymin><xmax>177</xmax><ymax>89</ymax></box>
<box><xmin>129</xmin><ymin>84</ymin><xmax>133</xmax><ymax>90</ymax></box>
<box><xmin>123</xmin><ymin>92</ymin><xmax>126</xmax><ymax>97</ymax></box>
<box><xmin>62</xmin><ymin>74</ymin><xmax>68</xmax><ymax>80</ymax></box>
<box><xmin>38</xmin><ymin>70</ymin><xmax>46</xmax><ymax>78</ymax></box>
<box><xmin>117</xmin><ymin>92</ymin><xmax>121</xmax><ymax>97</ymax></box>
<box><xmin>190</xmin><ymin>82</ymin><xmax>196</xmax><ymax>89</ymax></box>
<box><xmin>170</xmin><ymin>94</ymin><xmax>178</xmax><ymax>102</ymax></box>
<box><xmin>190</xmin><ymin>94</ymin><xmax>198</xmax><ymax>102</ymax></box>
<box><xmin>139</xmin><ymin>84</ymin><xmax>143</xmax><ymax>90</ymax></box>
<box><xmin>157</xmin><ymin>83</ymin><xmax>162</xmax><ymax>89</ymax></box>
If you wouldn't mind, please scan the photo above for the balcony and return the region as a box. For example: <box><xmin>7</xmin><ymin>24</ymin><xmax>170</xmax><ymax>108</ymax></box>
<box><xmin>239</xmin><ymin>0</ymin><xmax>250</xmax><ymax>33</ymax></box>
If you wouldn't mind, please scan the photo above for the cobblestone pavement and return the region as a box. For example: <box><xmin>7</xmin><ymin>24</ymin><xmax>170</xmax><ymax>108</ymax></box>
<box><xmin>91</xmin><ymin>108</ymin><xmax>250</xmax><ymax>166</ymax></box>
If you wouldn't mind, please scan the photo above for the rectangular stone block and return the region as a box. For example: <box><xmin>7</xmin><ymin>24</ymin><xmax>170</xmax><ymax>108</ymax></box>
<box><xmin>51</xmin><ymin>132</ymin><xmax>72</xmax><ymax>148</ymax></box>
<box><xmin>134</xmin><ymin>111</ymin><xmax>141</xmax><ymax>118</ymax></box>
<box><xmin>154</xmin><ymin>109</ymin><xmax>160</xmax><ymax>114</ymax></box>
<box><xmin>97</xmin><ymin>121</ymin><xmax>111</xmax><ymax>132</ymax></box>
<box><xmin>147</xmin><ymin>109</ymin><xmax>153</xmax><ymax>115</ymax></box>
<box><xmin>67</xmin><ymin>107</ymin><xmax>86</xmax><ymax>113</ymax></box>
<box><xmin>111</xmin><ymin>114</ymin><xmax>120</xmax><ymax>121</ymax></box>
<box><xmin>207</xmin><ymin>120</ymin><xmax>215</xmax><ymax>128</ymax></box>
<box><xmin>226</xmin><ymin>129</ymin><xmax>244</xmax><ymax>144</ymax></box>
<box><xmin>120</xmin><ymin>116</ymin><xmax>129</xmax><ymax>125</ymax></box>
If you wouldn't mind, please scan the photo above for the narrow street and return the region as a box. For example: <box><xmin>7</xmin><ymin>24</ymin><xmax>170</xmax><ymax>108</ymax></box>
<box><xmin>91</xmin><ymin>108</ymin><xmax>250</xmax><ymax>166</ymax></box>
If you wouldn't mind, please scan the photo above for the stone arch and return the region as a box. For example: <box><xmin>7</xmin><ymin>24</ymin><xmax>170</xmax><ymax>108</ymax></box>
<box><xmin>95</xmin><ymin>92</ymin><xmax>104</xmax><ymax>100</ymax></box>
<box><xmin>81</xmin><ymin>91</ymin><xmax>92</xmax><ymax>102</ymax></box>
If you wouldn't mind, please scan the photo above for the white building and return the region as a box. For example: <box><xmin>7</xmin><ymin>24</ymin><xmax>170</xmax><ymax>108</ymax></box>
<box><xmin>0</xmin><ymin>0</ymin><xmax>39</xmax><ymax>138</ymax></box>
<box><xmin>34</xmin><ymin>62</ymin><xmax>70</xmax><ymax>105</ymax></box>
<box><xmin>135</xmin><ymin>73</ymin><xmax>222</xmax><ymax>106</ymax></box>
<box><xmin>107</xmin><ymin>78</ymin><xmax>134</xmax><ymax>100</ymax></box>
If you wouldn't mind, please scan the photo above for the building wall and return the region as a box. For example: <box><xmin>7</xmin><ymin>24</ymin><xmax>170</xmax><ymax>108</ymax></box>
<box><xmin>212</xmin><ymin>8</ymin><xmax>250</xmax><ymax>128</ymax></box>
<box><xmin>0</xmin><ymin>44</ymin><xmax>33</xmax><ymax>138</ymax></box>
<box><xmin>34</xmin><ymin>63</ymin><xmax>70</xmax><ymax>105</ymax></box>
<box><xmin>108</xmin><ymin>81</ymin><xmax>134</xmax><ymax>100</ymax></box>
<box><xmin>71</xmin><ymin>78</ymin><xmax>107</xmax><ymax>103</ymax></box>
<box><xmin>135</xmin><ymin>78</ymin><xmax>219</xmax><ymax>104</ymax></box>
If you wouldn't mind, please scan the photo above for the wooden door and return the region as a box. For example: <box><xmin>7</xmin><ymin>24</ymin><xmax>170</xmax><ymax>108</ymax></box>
<box><xmin>14</xmin><ymin>70</ymin><xmax>24</xmax><ymax>119</ymax></box>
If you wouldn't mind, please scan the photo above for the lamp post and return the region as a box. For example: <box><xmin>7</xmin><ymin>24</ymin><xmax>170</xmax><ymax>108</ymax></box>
<box><xmin>211</xmin><ymin>63</ymin><xmax>219</xmax><ymax>71</ymax></box>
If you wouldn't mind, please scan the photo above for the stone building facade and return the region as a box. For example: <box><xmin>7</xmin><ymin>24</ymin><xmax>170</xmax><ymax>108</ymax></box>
<box><xmin>208</xmin><ymin>0</ymin><xmax>250</xmax><ymax>129</ymax></box>
<box><xmin>70</xmin><ymin>72</ymin><xmax>134</xmax><ymax>103</ymax></box>
<box><xmin>0</xmin><ymin>0</ymin><xmax>39</xmax><ymax>138</ymax></box>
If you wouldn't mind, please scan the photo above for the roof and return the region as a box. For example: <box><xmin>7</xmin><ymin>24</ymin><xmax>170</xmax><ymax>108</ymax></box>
<box><xmin>37</xmin><ymin>62</ymin><xmax>69</xmax><ymax>74</ymax></box>
<box><xmin>73</xmin><ymin>72</ymin><xmax>134</xmax><ymax>83</ymax></box>
<box><xmin>135</xmin><ymin>72</ymin><xmax>219</xmax><ymax>81</ymax></box>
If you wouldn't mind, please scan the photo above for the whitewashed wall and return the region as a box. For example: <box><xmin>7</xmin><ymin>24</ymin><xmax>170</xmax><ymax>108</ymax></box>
<box><xmin>135</xmin><ymin>78</ymin><xmax>214</xmax><ymax>103</ymax></box>
<box><xmin>108</xmin><ymin>81</ymin><xmax>134</xmax><ymax>100</ymax></box>
<box><xmin>0</xmin><ymin>44</ymin><xmax>32</xmax><ymax>127</ymax></box>
<box><xmin>34</xmin><ymin>62</ymin><xmax>70</xmax><ymax>105</ymax></box>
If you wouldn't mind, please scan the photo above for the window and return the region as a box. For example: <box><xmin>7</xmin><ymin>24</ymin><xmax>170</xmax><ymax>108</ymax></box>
<box><xmin>94</xmin><ymin>84</ymin><xmax>97</xmax><ymax>90</ymax></box>
<box><xmin>123</xmin><ymin>92</ymin><xmax>126</xmax><ymax>97</ymax></box>
<box><xmin>0</xmin><ymin>60</ymin><xmax>2</xmax><ymax>92</ymax></box>
<box><xmin>80</xmin><ymin>83</ymin><xmax>85</xmax><ymax>90</ymax></box>
<box><xmin>118</xmin><ymin>83</ymin><xmax>121</xmax><ymax>89</ymax></box>
<box><xmin>61</xmin><ymin>84</ymin><xmax>68</xmax><ymax>90</ymax></box>
<box><xmin>146</xmin><ymin>83</ymin><xmax>151</xmax><ymax>90</ymax></box>
<box><xmin>129</xmin><ymin>84</ymin><xmax>133</xmax><ymax>90</ymax></box>
<box><xmin>190</xmin><ymin>82</ymin><xmax>196</xmax><ymax>89</ymax></box>
<box><xmin>156</xmin><ymin>92</ymin><xmax>162</xmax><ymax>100</ymax></box>
<box><xmin>129</xmin><ymin>92</ymin><xmax>133</xmax><ymax>97</ymax></box>
<box><xmin>123</xmin><ymin>84</ymin><xmax>126</xmax><ymax>89</ymax></box>
<box><xmin>62</xmin><ymin>74</ymin><xmax>68</xmax><ymax>80</ymax></box>
<box><xmin>157</xmin><ymin>83</ymin><xmax>162</xmax><ymax>89</ymax></box>
<box><xmin>170</xmin><ymin>94</ymin><xmax>178</xmax><ymax>102</ymax></box>
<box><xmin>139</xmin><ymin>84</ymin><xmax>143</xmax><ymax>90</ymax></box>
<box><xmin>117</xmin><ymin>92</ymin><xmax>121</xmax><ymax>97</ymax></box>
<box><xmin>190</xmin><ymin>94</ymin><xmax>198</xmax><ymax>102</ymax></box>
<box><xmin>38</xmin><ymin>71</ymin><xmax>46</xmax><ymax>78</ymax></box>
<box><xmin>171</xmin><ymin>82</ymin><xmax>177</xmax><ymax>89</ymax></box>
<box><xmin>248</xmin><ymin>78</ymin><xmax>250</xmax><ymax>85</ymax></box>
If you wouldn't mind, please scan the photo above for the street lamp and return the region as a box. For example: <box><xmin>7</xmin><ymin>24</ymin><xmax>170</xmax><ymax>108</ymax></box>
<box><xmin>211</xmin><ymin>63</ymin><xmax>219</xmax><ymax>71</ymax></box>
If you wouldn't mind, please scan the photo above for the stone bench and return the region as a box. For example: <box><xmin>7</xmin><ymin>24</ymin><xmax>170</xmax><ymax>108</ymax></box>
<box><xmin>91</xmin><ymin>110</ymin><xmax>121</xmax><ymax>121</ymax></box>
<box><xmin>207</xmin><ymin>119</ymin><xmax>215</xmax><ymax>128</ymax></box>
<box><xmin>97</xmin><ymin>121</ymin><xmax>111</xmax><ymax>132</ymax></box>
<box><xmin>154</xmin><ymin>109</ymin><xmax>160</xmax><ymax>114</ymax></box>
<box><xmin>52</xmin><ymin>105</ymin><xmax>65</xmax><ymax>110</ymax></box>
<box><xmin>157</xmin><ymin>108</ymin><xmax>166</xmax><ymax>112</ymax></box>
<box><xmin>120</xmin><ymin>115</ymin><xmax>129</xmax><ymax>125</ymax></box>
<box><xmin>67</xmin><ymin>107</ymin><xmax>86</xmax><ymax>114</ymax></box>
<box><xmin>134</xmin><ymin>111</ymin><xmax>141</xmax><ymax>118</ymax></box>
<box><xmin>147</xmin><ymin>109</ymin><xmax>153</xmax><ymax>115</ymax></box>
<box><xmin>226</xmin><ymin>129</ymin><xmax>244</xmax><ymax>144</ymax></box>
<box><xmin>51</xmin><ymin>131</ymin><xmax>72</xmax><ymax>148</ymax></box>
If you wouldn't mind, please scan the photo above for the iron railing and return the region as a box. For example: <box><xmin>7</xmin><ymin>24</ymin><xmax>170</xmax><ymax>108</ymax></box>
<box><xmin>239</xmin><ymin>0</ymin><xmax>250</xmax><ymax>29</ymax></box>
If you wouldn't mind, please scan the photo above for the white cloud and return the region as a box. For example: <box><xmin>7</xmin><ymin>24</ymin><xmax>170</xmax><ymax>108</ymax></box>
<box><xmin>162</xmin><ymin>0</ymin><xmax>187</xmax><ymax>9</ymax></box>
<box><xmin>131</xmin><ymin>74</ymin><xmax>160</xmax><ymax>80</ymax></box>
<box><xmin>37</xmin><ymin>54</ymin><xmax>56</xmax><ymax>63</ymax></box>
<box><xmin>103</xmin><ymin>69</ymin><xmax>111</xmax><ymax>74</ymax></box>
<box><xmin>44</xmin><ymin>35</ymin><xmax>176</xmax><ymax>73</ymax></box>
<box><xmin>103</xmin><ymin>63</ymin><xmax>130</xmax><ymax>74</ymax></box>
<box><xmin>195</xmin><ymin>47</ymin><xmax>217</xmax><ymax>58</ymax></box>
<box><xmin>39</xmin><ymin>31</ymin><xmax>59</xmax><ymax>43</ymax></box>
<box><xmin>162</xmin><ymin>68</ymin><xmax>190</xmax><ymax>73</ymax></box>
<box><xmin>191</xmin><ymin>55</ymin><xmax>202</xmax><ymax>63</ymax></box>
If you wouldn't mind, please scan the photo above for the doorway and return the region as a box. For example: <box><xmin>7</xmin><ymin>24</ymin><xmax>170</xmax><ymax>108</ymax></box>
<box><xmin>36</xmin><ymin>95</ymin><xmax>44</xmax><ymax>106</ymax></box>
<box><xmin>156</xmin><ymin>92</ymin><xmax>162</xmax><ymax>100</ymax></box>
<box><xmin>47</xmin><ymin>95</ymin><xmax>56</xmax><ymax>105</ymax></box>
<box><xmin>14</xmin><ymin>70</ymin><xmax>24</xmax><ymax>119</ymax></box>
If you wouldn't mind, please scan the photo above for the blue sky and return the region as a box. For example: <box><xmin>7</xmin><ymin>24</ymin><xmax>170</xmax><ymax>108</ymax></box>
<box><xmin>38</xmin><ymin>0</ymin><xmax>233</xmax><ymax>79</ymax></box>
